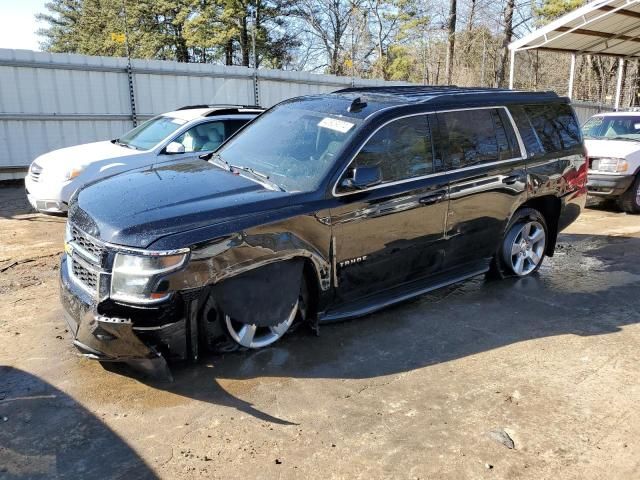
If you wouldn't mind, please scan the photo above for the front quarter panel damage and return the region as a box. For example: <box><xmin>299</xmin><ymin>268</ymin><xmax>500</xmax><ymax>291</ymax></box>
<box><xmin>162</xmin><ymin>213</ymin><xmax>333</xmax><ymax>307</ymax></box>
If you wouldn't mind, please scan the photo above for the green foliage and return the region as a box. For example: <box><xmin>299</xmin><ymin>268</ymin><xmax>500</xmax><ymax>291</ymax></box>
<box><xmin>385</xmin><ymin>45</ymin><xmax>416</xmax><ymax>81</ymax></box>
<box><xmin>37</xmin><ymin>0</ymin><xmax>621</xmax><ymax>102</ymax></box>
<box><xmin>38</xmin><ymin>0</ymin><xmax>297</xmax><ymax>65</ymax></box>
<box><xmin>535</xmin><ymin>0</ymin><xmax>586</xmax><ymax>23</ymax></box>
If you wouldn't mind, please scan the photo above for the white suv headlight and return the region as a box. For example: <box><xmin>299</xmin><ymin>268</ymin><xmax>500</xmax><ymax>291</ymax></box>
<box><xmin>110</xmin><ymin>251</ymin><xmax>189</xmax><ymax>304</ymax></box>
<box><xmin>591</xmin><ymin>158</ymin><xmax>628</xmax><ymax>173</ymax></box>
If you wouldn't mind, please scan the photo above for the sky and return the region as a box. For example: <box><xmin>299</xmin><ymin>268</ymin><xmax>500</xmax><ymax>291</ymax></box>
<box><xmin>0</xmin><ymin>0</ymin><xmax>47</xmax><ymax>51</ymax></box>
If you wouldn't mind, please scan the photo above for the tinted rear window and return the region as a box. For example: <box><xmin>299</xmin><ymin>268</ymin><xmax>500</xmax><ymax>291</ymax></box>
<box><xmin>436</xmin><ymin>108</ymin><xmax>520</xmax><ymax>169</ymax></box>
<box><xmin>509</xmin><ymin>105</ymin><xmax>544</xmax><ymax>156</ymax></box>
<box><xmin>524</xmin><ymin>103</ymin><xmax>581</xmax><ymax>153</ymax></box>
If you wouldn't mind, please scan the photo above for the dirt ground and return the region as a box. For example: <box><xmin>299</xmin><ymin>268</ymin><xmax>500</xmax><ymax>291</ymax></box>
<box><xmin>1</xmin><ymin>183</ymin><xmax>639</xmax><ymax>480</ymax></box>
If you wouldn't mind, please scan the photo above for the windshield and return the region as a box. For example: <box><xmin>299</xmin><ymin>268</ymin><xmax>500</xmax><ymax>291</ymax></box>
<box><xmin>582</xmin><ymin>115</ymin><xmax>640</xmax><ymax>142</ymax></box>
<box><xmin>216</xmin><ymin>102</ymin><xmax>362</xmax><ymax>192</ymax></box>
<box><xmin>117</xmin><ymin>115</ymin><xmax>188</xmax><ymax>150</ymax></box>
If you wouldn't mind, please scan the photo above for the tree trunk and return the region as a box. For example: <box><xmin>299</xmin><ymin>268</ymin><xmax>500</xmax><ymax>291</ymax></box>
<box><xmin>467</xmin><ymin>0</ymin><xmax>476</xmax><ymax>31</ymax></box>
<box><xmin>225</xmin><ymin>39</ymin><xmax>234</xmax><ymax>65</ymax></box>
<box><xmin>496</xmin><ymin>0</ymin><xmax>515</xmax><ymax>87</ymax></box>
<box><xmin>444</xmin><ymin>0</ymin><xmax>457</xmax><ymax>85</ymax></box>
<box><xmin>331</xmin><ymin>14</ymin><xmax>342</xmax><ymax>75</ymax></box>
<box><xmin>633</xmin><ymin>60</ymin><xmax>640</xmax><ymax>106</ymax></box>
<box><xmin>241</xmin><ymin>16</ymin><xmax>250</xmax><ymax>67</ymax></box>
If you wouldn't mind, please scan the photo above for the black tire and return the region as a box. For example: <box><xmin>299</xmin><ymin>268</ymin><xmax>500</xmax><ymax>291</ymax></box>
<box><xmin>200</xmin><ymin>276</ymin><xmax>309</xmax><ymax>353</ymax></box>
<box><xmin>490</xmin><ymin>207</ymin><xmax>549</xmax><ymax>278</ymax></box>
<box><xmin>617</xmin><ymin>174</ymin><xmax>640</xmax><ymax>214</ymax></box>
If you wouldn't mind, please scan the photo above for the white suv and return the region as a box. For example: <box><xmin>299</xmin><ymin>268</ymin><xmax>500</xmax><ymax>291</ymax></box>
<box><xmin>25</xmin><ymin>105</ymin><xmax>263</xmax><ymax>214</ymax></box>
<box><xmin>583</xmin><ymin>111</ymin><xmax>640</xmax><ymax>213</ymax></box>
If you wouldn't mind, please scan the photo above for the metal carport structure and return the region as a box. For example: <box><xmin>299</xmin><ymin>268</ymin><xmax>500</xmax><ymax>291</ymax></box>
<box><xmin>508</xmin><ymin>0</ymin><xmax>640</xmax><ymax>109</ymax></box>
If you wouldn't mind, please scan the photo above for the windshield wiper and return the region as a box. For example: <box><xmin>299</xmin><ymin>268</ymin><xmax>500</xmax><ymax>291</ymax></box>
<box><xmin>230</xmin><ymin>165</ymin><xmax>285</xmax><ymax>192</ymax></box>
<box><xmin>208</xmin><ymin>152</ymin><xmax>233</xmax><ymax>172</ymax></box>
<box><xmin>112</xmin><ymin>138</ymin><xmax>138</xmax><ymax>150</ymax></box>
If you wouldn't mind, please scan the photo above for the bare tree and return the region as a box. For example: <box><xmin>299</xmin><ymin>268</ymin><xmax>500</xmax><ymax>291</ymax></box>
<box><xmin>496</xmin><ymin>0</ymin><xmax>514</xmax><ymax>87</ymax></box>
<box><xmin>444</xmin><ymin>0</ymin><xmax>457</xmax><ymax>84</ymax></box>
<box><xmin>294</xmin><ymin>0</ymin><xmax>363</xmax><ymax>75</ymax></box>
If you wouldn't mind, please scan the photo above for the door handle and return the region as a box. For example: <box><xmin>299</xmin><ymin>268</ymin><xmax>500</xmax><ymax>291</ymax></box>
<box><xmin>419</xmin><ymin>192</ymin><xmax>446</xmax><ymax>205</ymax></box>
<box><xmin>502</xmin><ymin>174</ymin><xmax>523</xmax><ymax>185</ymax></box>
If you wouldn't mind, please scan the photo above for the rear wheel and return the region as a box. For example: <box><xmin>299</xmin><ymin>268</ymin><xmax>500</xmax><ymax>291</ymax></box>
<box><xmin>493</xmin><ymin>208</ymin><xmax>548</xmax><ymax>278</ymax></box>
<box><xmin>617</xmin><ymin>174</ymin><xmax>640</xmax><ymax>214</ymax></box>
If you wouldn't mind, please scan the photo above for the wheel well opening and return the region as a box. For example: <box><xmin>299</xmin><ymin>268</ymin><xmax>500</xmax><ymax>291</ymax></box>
<box><xmin>518</xmin><ymin>196</ymin><xmax>561</xmax><ymax>256</ymax></box>
<box><xmin>302</xmin><ymin>259</ymin><xmax>320</xmax><ymax>324</ymax></box>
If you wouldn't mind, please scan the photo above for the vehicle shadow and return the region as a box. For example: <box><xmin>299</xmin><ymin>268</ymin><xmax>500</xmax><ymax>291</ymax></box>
<box><xmin>0</xmin><ymin>183</ymin><xmax>29</xmax><ymax>217</ymax></box>
<box><xmin>0</xmin><ymin>366</ymin><xmax>158</xmax><ymax>479</ymax></box>
<box><xmin>586</xmin><ymin>195</ymin><xmax>621</xmax><ymax>212</ymax></box>
<box><xmin>0</xmin><ymin>185</ymin><xmax>66</xmax><ymax>222</ymax></box>
<box><xmin>139</xmin><ymin>232</ymin><xmax>640</xmax><ymax>424</ymax></box>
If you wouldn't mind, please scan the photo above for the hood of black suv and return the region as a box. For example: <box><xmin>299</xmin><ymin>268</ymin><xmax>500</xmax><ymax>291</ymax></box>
<box><xmin>71</xmin><ymin>158</ymin><xmax>290</xmax><ymax>248</ymax></box>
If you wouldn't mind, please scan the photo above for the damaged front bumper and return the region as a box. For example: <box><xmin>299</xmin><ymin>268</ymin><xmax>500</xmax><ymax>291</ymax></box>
<box><xmin>60</xmin><ymin>254</ymin><xmax>187</xmax><ymax>379</ymax></box>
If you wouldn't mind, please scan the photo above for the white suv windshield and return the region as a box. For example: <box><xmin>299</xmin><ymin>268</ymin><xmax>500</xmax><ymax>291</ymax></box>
<box><xmin>117</xmin><ymin>116</ymin><xmax>188</xmax><ymax>150</ymax></box>
<box><xmin>582</xmin><ymin>115</ymin><xmax>640</xmax><ymax>142</ymax></box>
<box><xmin>217</xmin><ymin>102</ymin><xmax>361</xmax><ymax>192</ymax></box>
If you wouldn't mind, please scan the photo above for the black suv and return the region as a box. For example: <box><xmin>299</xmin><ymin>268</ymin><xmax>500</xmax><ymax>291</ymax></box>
<box><xmin>60</xmin><ymin>86</ymin><xmax>587</xmax><ymax>376</ymax></box>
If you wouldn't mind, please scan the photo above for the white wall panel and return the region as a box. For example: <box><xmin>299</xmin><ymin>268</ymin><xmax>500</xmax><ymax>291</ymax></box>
<box><xmin>0</xmin><ymin>48</ymin><xmax>407</xmax><ymax>179</ymax></box>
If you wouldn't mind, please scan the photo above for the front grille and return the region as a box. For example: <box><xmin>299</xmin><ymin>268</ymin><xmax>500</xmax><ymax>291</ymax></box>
<box><xmin>71</xmin><ymin>257</ymin><xmax>99</xmax><ymax>291</ymax></box>
<box><xmin>70</xmin><ymin>226</ymin><xmax>104</xmax><ymax>262</ymax></box>
<box><xmin>68</xmin><ymin>224</ymin><xmax>104</xmax><ymax>294</ymax></box>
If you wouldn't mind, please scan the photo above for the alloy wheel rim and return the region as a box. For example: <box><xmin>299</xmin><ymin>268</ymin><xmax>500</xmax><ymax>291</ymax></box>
<box><xmin>509</xmin><ymin>221</ymin><xmax>546</xmax><ymax>276</ymax></box>
<box><xmin>225</xmin><ymin>300</ymin><xmax>298</xmax><ymax>349</ymax></box>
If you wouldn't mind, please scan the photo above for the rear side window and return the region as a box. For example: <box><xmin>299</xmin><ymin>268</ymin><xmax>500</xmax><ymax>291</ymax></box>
<box><xmin>224</xmin><ymin>119</ymin><xmax>249</xmax><ymax>139</ymax></box>
<box><xmin>492</xmin><ymin>109</ymin><xmax>521</xmax><ymax>160</ymax></box>
<box><xmin>524</xmin><ymin>104</ymin><xmax>581</xmax><ymax>153</ymax></box>
<box><xmin>509</xmin><ymin>105</ymin><xmax>545</xmax><ymax>156</ymax></box>
<box><xmin>436</xmin><ymin>108</ymin><xmax>519</xmax><ymax>169</ymax></box>
<box><xmin>352</xmin><ymin>115</ymin><xmax>435</xmax><ymax>182</ymax></box>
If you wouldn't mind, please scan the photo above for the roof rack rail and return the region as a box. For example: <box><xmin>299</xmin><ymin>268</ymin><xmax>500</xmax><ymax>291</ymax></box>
<box><xmin>332</xmin><ymin>85</ymin><xmax>559</xmax><ymax>104</ymax></box>
<box><xmin>176</xmin><ymin>104</ymin><xmax>263</xmax><ymax>111</ymax></box>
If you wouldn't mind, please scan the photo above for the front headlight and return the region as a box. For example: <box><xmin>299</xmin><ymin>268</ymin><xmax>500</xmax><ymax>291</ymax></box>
<box><xmin>591</xmin><ymin>158</ymin><xmax>628</xmax><ymax>173</ymax></box>
<box><xmin>110</xmin><ymin>251</ymin><xmax>189</xmax><ymax>304</ymax></box>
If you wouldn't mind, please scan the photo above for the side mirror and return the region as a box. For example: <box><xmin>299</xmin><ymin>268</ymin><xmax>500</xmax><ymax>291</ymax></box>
<box><xmin>165</xmin><ymin>142</ymin><xmax>185</xmax><ymax>154</ymax></box>
<box><xmin>341</xmin><ymin>166</ymin><xmax>382</xmax><ymax>190</ymax></box>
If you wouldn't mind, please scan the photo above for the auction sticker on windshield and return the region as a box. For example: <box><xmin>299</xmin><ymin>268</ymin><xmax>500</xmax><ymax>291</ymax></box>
<box><xmin>318</xmin><ymin>117</ymin><xmax>355</xmax><ymax>133</ymax></box>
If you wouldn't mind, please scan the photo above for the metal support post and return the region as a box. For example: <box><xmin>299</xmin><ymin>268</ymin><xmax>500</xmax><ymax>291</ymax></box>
<box><xmin>508</xmin><ymin>49</ymin><xmax>515</xmax><ymax>90</ymax></box>
<box><xmin>614</xmin><ymin>58</ymin><xmax>625</xmax><ymax>111</ymax></box>
<box><xmin>568</xmin><ymin>53</ymin><xmax>576</xmax><ymax>99</ymax></box>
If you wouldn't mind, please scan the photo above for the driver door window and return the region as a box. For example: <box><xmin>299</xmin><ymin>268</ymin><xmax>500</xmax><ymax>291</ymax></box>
<box><xmin>172</xmin><ymin>122</ymin><xmax>225</xmax><ymax>153</ymax></box>
<box><xmin>343</xmin><ymin>115</ymin><xmax>434</xmax><ymax>188</ymax></box>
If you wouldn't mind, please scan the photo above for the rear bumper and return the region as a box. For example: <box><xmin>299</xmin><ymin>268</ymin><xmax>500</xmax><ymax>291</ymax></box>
<box><xmin>60</xmin><ymin>254</ymin><xmax>185</xmax><ymax>378</ymax></box>
<box><xmin>587</xmin><ymin>173</ymin><xmax>635</xmax><ymax>197</ymax></box>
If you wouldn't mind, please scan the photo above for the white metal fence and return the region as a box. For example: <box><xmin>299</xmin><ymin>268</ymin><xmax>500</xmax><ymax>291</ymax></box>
<box><xmin>572</xmin><ymin>101</ymin><xmax>616</xmax><ymax>125</ymax></box>
<box><xmin>0</xmin><ymin>48</ymin><xmax>617</xmax><ymax>180</ymax></box>
<box><xmin>0</xmin><ymin>48</ymin><xmax>397</xmax><ymax>180</ymax></box>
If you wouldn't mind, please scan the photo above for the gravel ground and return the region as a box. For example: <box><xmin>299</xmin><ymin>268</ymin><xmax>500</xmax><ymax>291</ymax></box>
<box><xmin>0</xmin><ymin>185</ymin><xmax>639</xmax><ymax>479</ymax></box>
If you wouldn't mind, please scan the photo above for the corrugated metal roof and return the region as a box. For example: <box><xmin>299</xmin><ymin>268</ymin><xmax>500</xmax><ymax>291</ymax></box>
<box><xmin>509</xmin><ymin>0</ymin><xmax>640</xmax><ymax>58</ymax></box>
